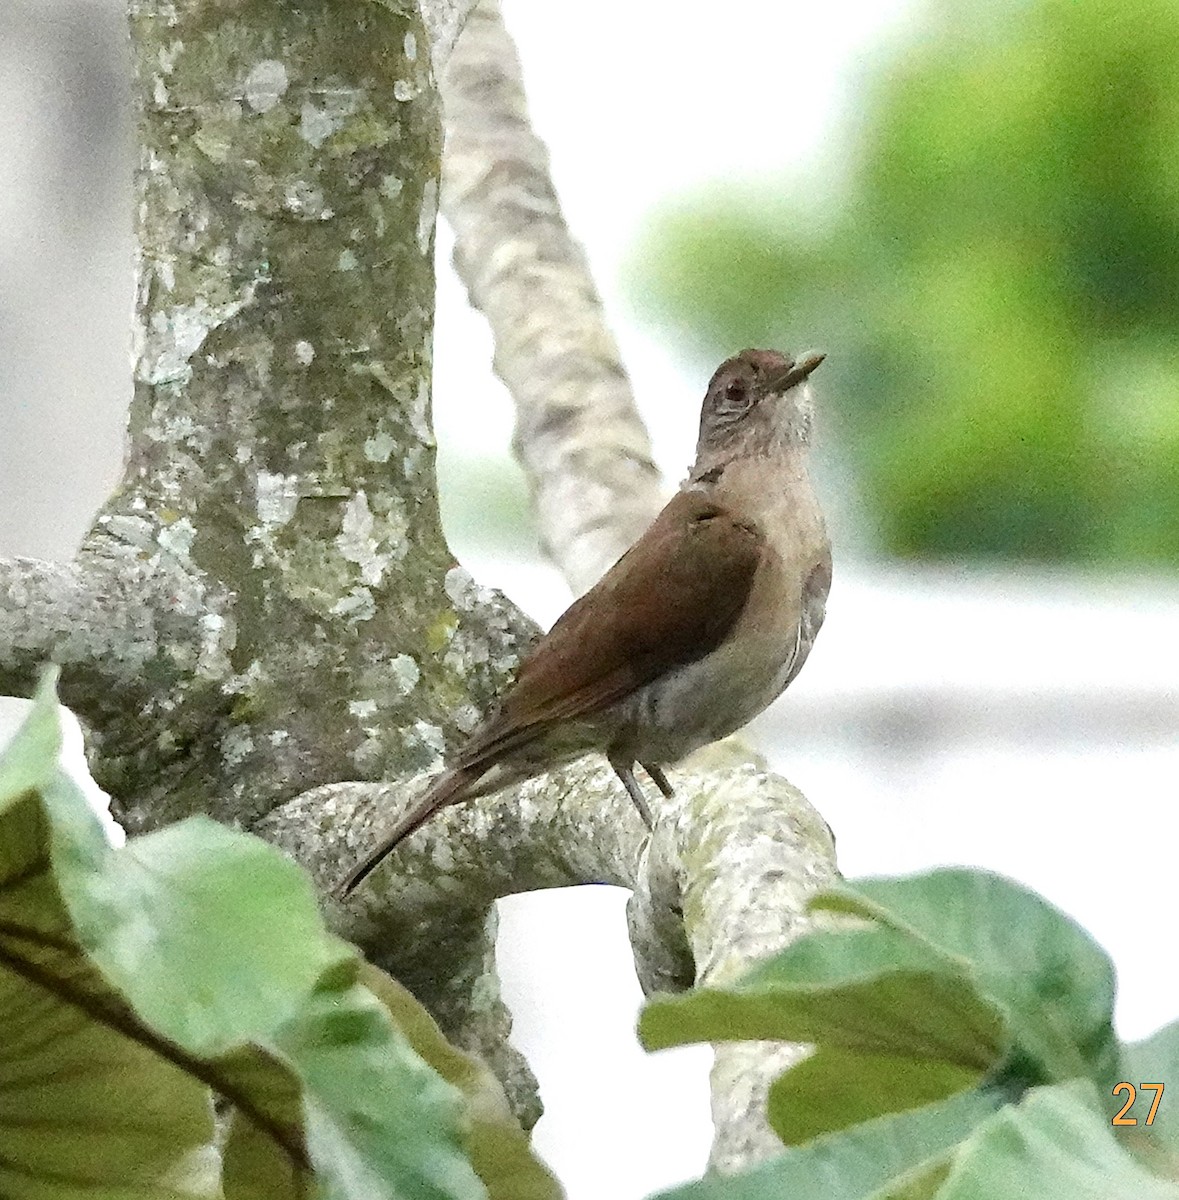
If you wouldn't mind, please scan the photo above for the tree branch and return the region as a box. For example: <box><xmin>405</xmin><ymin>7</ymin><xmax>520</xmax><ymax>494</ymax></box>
<box><xmin>440</xmin><ymin>0</ymin><xmax>664</xmax><ymax>592</ymax></box>
<box><xmin>633</xmin><ymin>754</ymin><xmax>840</xmax><ymax>1170</ymax></box>
<box><xmin>0</xmin><ymin>551</ymin><xmax>235</xmax><ymax>733</ymax></box>
<box><xmin>263</xmin><ymin>746</ymin><xmax>838</xmax><ymax>1169</ymax></box>
<box><xmin>0</xmin><ymin>560</ymin><xmax>84</xmax><ymax>698</ymax></box>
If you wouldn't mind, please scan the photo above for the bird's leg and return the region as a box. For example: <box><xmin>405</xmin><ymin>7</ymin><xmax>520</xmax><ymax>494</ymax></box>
<box><xmin>641</xmin><ymin>762</ymin><xmax>675</xmax><ymax>799</ymax></box>
<box><xmin>609</xmin><ymin>756</ymin><xmax>655</xmax><ymax>829</ymax></box>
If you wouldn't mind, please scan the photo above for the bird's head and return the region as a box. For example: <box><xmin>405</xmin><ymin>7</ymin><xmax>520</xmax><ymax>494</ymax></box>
<box><xmin>695</xmin><ymin>347</ymin><xmax>825</xmax><ymax>464</ymax></box>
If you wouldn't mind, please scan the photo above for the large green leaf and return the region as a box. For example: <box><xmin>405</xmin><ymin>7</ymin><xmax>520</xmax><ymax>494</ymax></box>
<box><xmin>936</xmin><ymin>1081</ymin><xmax>1179</xmax><ymax>1199</ymax></box>
<box><xmin>815</xmin><ymin>870</ymin><xmax>1120</xmax><ymax>1086</ymax></box>
<box><xmin>874</xmin><ymin>1158</ymin><xmax>952</xmax><ymax>1200</ymax></box>
<box><xmin>0</xmin><ymin>901</ymin><xmax>218</xmax><ymax>1200</ymax></box>
<box><xmin>1</xmin><ymin>674</ymin><xmax>488</xmax><ymax>1200</ymax></box>
<box><xmin>650</xmin><ymin>1088</ymin><xmax>1002</xmax><ymax>1200</ymax></box>
<box><xmin>641</xmin><ymin>867</ymin><xmax>1125</xmax><ymax>1151</ymax></box>
<box><xmin>639</xmin><ymin>923</ymin><xmax>1005</xmax><ymax>1068</ymax></box>
<box><xmin>218</xmin><ymin>1046</ymin><xmax>306</xmax><ymax>1200</ymax></box>
<box><xmin>58</xmin><ymin>809</ymin><xmax>344</xmax><ymax>1056</ymax></box>
<box><xmin>222</xmin><ymin>964</ymin><xmax>562</xmax><ymax>1200</ymax></box>
<box><xmin>222</xmin><ymin>973</ymin><xmax>487</xmax><ymax>1200</ymax></box>
<box><xmin>0</xmin><ymin>681</ymin><xmax>217</xmax><ymax>1199</ymax></box>
<box><xmin>640</xmin><ymin>919</ymin><xmax>1005</xmax><ymax>1146</ymax></box>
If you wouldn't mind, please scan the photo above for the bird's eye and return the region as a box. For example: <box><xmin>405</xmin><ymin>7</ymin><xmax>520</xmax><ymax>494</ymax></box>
<box><xmin>724</xmin><ymin>379</ymin><xmax>748</xmax><ymax>406</ymax></box>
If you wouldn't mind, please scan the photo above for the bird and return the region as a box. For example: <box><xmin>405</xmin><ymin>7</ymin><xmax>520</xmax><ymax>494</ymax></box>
<box><xmin>340</xmin><ymin>348</ymin><xmax>831</xmax><ymax>895</ymax></box>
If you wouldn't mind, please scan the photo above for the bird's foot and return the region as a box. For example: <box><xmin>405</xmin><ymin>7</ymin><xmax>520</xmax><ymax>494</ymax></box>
<box><xmin>610</xmin><ymin>758</ymin><xmax>655</xmax><ymax>830</ymax></box>
<box><xmin>641</xmin><ymin>762</ymin><xmax>675</xmax><ymax>799</ymax></box>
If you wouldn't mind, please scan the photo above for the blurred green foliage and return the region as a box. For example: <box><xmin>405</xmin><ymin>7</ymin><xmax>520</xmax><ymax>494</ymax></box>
<box><xmin>630</xmin><ymin>0</ymin><xmax>1179</xmax><ymax>562</ymax></box>
<box><xmin>439</xmin><ymin>451</ymin><xmax>540</xmax><ymax>558</ymax></box>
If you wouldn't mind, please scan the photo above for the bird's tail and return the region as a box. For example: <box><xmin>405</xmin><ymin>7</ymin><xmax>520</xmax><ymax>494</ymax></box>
<box><xmin>338</xmin><ymin>766</ymin><xmax>481</xmax><ymax>897</ymax></box>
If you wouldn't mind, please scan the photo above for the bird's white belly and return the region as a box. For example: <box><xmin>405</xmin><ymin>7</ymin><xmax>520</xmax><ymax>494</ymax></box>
<box><xmin>616</xmin><ymin>627</ymin><xmax>799</xmax><ymax>763</ymax></box>
<box><xmin>608</xmin><ymin>544</ymin><xmax>828</xmax><ymax>765</ymax></box>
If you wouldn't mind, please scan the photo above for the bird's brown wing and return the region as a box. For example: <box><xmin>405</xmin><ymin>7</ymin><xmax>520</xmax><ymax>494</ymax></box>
<box><xmin>456</xmin><ymin>489</ymin><xmax>764</xmax><ymax>769</ymax></box>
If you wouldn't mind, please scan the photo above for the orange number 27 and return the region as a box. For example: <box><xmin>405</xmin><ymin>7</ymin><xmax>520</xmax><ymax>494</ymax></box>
<box><xmin>1112</xmin><ymin>1082</ymin><xmax>1164</xmax><ymax>1126</ymax></box>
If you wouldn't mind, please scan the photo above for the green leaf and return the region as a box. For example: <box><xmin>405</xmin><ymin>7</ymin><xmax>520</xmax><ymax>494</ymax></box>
<box><xmin>768</xmin><ymin>1045</ymin><xmax>981</xmax><ymax>1144</ymax></box>
<box><xmin>225</xmin><ymin>974</ymin><xmax>486</xmax><ymax>1200</ymax></box>
<box><xmin>219</xmin><ymin>1049</ymin><xmax>306</xmax><ymax>1200</ymax></box>
<box><xmin>0</xmin><ymin>922</ymin><xmax>219</xmax><ymax>1200</ymax></box>
<box><xmin>651</xmin><ymin>1088</ymin><xmax>1002</xmax><ymax>1200</ymax></box>
<box><xmin>222</xmin><ymin>965</ymin><xmax>554</xmax><ymax>1200</ymax></box>
<box><xmin>360</xmin><ymin>963</ymin><xmax>562</xmax><ymax>1200</ymax></box>
<box><xmin>814</xmin><ymin>870</ymin><xmax>1120</xmax><ymax>1086</ymax></box>
<box><xmin>875</xmin><ymin>1157</ymin><xmax>952</xmax><ymax>1200</ymax></box>
<box><xmin>0</xmin><ymin>669</ymin><xmax>61</xmax><ymax>807</ymax></box>
<box><xmin>642</xmin><ymin>867</ymin><xmax>1123</xmax><ymax>1152</ymax></box>
<box><xmin>936</xmin><ymin>1081</ymin><xmax>1179</xmax><ymax>1199</ymax></box>
<box><xmin>58</xmin><ymin>808</ymin><xmax>348</xmax><ymax>1056</ymax></box>
<box><xmin>639</xmin><ymin>922</ymin><xmax>1005</xmax><ymax>1071</ymax></box>
<box><xmin>2</xmin><ymin>675</ymin><xmax>488</xmax><ymax>1200</ymax></box>
<box><xmin>0</xmin><ymin>676</ymin><xmax>217</xmax><ymax>1199</ymax></box>
<box><xmin>639</xmin><ymin>915</ymin><xmax>1004</xmax><ymax>1150</ymax></box>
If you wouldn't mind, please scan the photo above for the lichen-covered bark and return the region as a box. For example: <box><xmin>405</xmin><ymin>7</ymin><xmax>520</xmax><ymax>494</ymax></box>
<box><xmin>258</xmin><ymin>749</ymin><xmax>650</xmax><ymax>1121</ymax></box>
<box><xmin>104</xmin><ymin>0</ymin><xmax>502</xmax><ymax>833</ymax></box>
<box><xmin>0</xmin><ymin>556</ymin><xmax>197</xmax><ymax>706</ymax></box>
<box><xmin>0</xmin><ymin>0</ymin><xmax>841</xmax><ymax>1172</ymax></box>
<box><xmin>260</xmin><ymin>741</ymin><xmax>839</xmax><ymax>1166</ymax></box>
<box><xmin>634</xmin><ymin>754</ymin><xmax>840</xmax><ymax>1169</ymax></box>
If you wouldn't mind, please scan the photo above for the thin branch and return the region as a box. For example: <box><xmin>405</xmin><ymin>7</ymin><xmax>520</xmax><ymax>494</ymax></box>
<box><xmin>441</xmin><ymin>0</ymin><xmax>665</xmax><ymax>592</ymax></box>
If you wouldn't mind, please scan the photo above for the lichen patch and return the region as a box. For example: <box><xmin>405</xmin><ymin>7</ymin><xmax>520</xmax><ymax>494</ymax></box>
<box><xmin>243</xmin><ymin>60</ymin><xmax>289</xmax><ymax>113</ymax></box>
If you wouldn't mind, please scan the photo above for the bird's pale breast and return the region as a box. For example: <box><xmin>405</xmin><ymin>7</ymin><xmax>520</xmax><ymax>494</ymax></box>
<box><xmin>607</xmin><ymin>458</ymin><xmax>830</xmax><ymax>763</ymax></box>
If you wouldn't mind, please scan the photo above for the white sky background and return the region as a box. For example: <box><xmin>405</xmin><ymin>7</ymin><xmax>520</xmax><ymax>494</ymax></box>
<box><xmin>2</xmin><ymin>0</ymin><xmax>1178</xmax><ymax>1197</ymax></box>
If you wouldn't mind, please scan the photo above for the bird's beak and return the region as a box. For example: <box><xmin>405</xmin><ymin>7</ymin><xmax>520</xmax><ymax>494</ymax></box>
<box><xmin>771</xmin><ymin>352</ymin><xmax>826</xmax><ymax>392</ymax></box>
